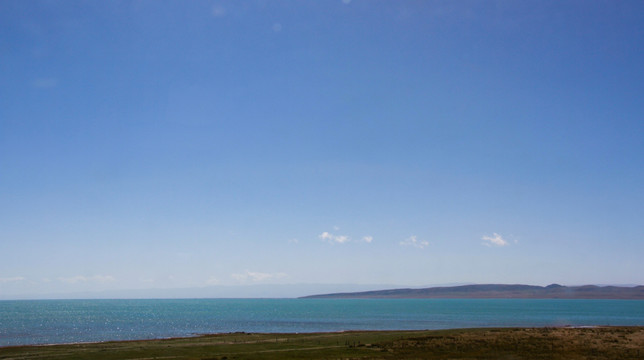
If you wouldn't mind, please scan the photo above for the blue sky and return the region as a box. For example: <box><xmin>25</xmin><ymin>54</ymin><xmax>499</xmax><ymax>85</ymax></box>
<box><xmin>1</xmin><ymin>0</ymin><xmax>643</xmax><ymax>298</ymax></box>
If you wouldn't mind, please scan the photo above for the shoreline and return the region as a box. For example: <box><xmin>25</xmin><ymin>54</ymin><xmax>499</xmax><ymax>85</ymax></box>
<box><xmin>0</xmin><ymin>325</ymin><xmax>616</xmax><ymax>349</ymax></box>
<box><xmin>2</xmin><ymin>326</ymin><xmax>643</xmax><ymax>359</ymax></box>
<box><xmin>0</xmin><ymin>324</ymin><xmax>632</xmax><ymax>349</ymax></box>
<box><xmin>0</xmin><ymin>329</ymin><xmax>431</xmax><ymax>349</ymax></box>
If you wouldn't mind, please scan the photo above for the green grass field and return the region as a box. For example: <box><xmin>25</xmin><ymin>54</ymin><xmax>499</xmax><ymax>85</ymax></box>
<box><xmin>1</xmin><ymin>327</ymin><xmax>642</xmax><ymax>360</ymax></box>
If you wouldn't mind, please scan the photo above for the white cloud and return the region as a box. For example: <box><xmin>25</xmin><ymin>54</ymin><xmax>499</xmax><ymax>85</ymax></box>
<box><xmin>362</xmin><ymin>235</ymin><xmax>373</xmax><ymax>243</ymax></box>
<box><xmin>482</xmin><ymin>233</ymin><xmax>509</xmax><ymax>247</ymax></box>
<box><xmin>334</xmin><ymin>235</ymin><xmax>349</xmax><ymax>243</ymax></box>
<box><xmin>319</xmin><ymin>231</ymin><xmax>350</xmax><ymax>244</ymax></box>
<box><xmin>288</xmin><ymin>238</ymin><xmax>299</xmax><ymax>244</ymax></box>
<box><xmin>0</xmin><ymin>276</ymin><xmax>25</xmax><ymax>283</ymax></box>
<box><xmin>400</xmin><ymin>235</ymin><xmax>429</xmax><ymax>249</ymax></box>
<box><xmin>231</xmin><ymin>270</ymin><xmax>286</xmax><ymax>283</ymax></box>
<box><xmin>58</xmin><ymin>275</ymin><xmax>115</xmax><ymax>284</ymax></box>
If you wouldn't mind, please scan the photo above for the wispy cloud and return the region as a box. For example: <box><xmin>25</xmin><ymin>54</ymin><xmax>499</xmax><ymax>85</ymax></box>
<box><xmin>57</xmin><ymin>276</ymin><xmax>89</xmax><ymax>284</ymax></box>
<box><xmin>0</xmin><ymin>276</ymin><xmax>25</xmax><ymax>283</ymax></box>
<box><xmin>57</xmin><ymin>275</ymin><xmax>116</xmax><ymax>284</ymax></box>
<box><xmin>400</xmin><ymin>235</ymin><xmax>428</xmax><ymax>249</ymax></box>
<box><xmin>319</xmin><ymin>231</ymin><xmax>350</xmax><ymax>244</ymax></box>
<box><xmin>231</xmin><ymin>270</ymin><xmax>286</xmax><ymax>283</ymax></box>
<box><xmin>211</xmin><ymin>5</ymin><xmax>226</xmax><ymax>17</ymax></box>
<box><xmin>32</xmin><ymin>78</ymin><xmax>57</xmax><ymax>89</ymax></box>
<box><xmin>205</xmin><ymin>276</ymin><xmax>219</xmax><ymax>285</ymax></box>
<box><xmin>482</xmin><ymin>233</ymin><xmax>509</xmax><ymax>247</ymax></box>
<box><xmin>362</xmin><ymin>235</ymin><xmax>373</xmax><ymax>243</ymax></box>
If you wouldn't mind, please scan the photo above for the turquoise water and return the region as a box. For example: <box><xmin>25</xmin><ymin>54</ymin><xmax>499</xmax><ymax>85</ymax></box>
<box><xmin>1</xmin><ymin>298</ymin><xmax>643</xmax><ymax>346</ymax></box>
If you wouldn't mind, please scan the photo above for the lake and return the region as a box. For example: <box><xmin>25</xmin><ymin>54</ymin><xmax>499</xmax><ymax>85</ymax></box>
<box><xmin>1</xmin><ymin>298</ymin><xmax>643</xmax><ymax>346</ymax></box>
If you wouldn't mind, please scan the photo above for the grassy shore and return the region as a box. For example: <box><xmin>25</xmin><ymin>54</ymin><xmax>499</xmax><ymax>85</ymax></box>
<box><xmin>1</xmin><ymin>327</ymin><xmax>642</xmax><ymax>360</ymax></box>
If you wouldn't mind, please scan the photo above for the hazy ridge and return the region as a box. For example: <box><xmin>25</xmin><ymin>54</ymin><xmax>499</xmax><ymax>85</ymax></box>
<box><xmin>301</xmin><ymin>284</ymin><xmax>644</xmax><ymax>299</ymax></box>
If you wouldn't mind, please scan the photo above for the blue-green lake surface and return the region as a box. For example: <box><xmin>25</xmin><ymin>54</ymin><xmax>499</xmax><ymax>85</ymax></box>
<box><xmin>1</xmin><ymin>299</ymin><xmax>643</xmax><ymax>346</ymax></box>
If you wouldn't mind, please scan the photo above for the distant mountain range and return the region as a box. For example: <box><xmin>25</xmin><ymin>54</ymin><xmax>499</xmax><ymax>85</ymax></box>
<box><xmin>301</xmin><ymin>284</ymin><xmax>644</xmax><ymax>299</ymax></box>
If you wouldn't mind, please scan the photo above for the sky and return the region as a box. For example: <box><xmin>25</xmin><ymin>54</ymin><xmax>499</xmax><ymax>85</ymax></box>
<box><xmin>1</xmin><ymin>0</ymin><xmax>643</xmax><ymax>299</ymax></box>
